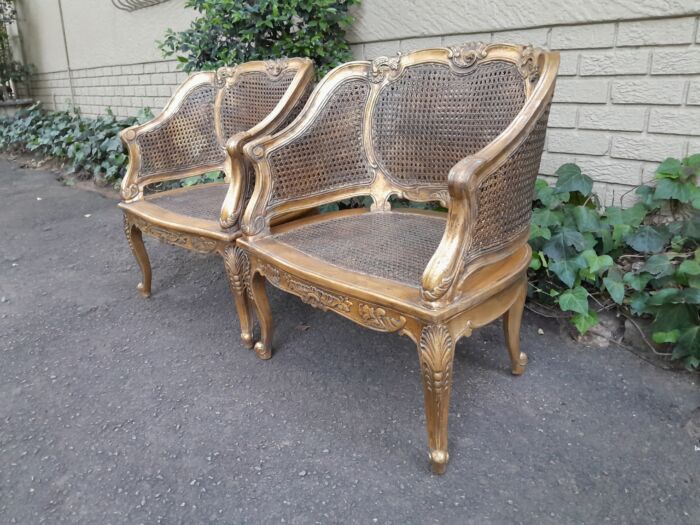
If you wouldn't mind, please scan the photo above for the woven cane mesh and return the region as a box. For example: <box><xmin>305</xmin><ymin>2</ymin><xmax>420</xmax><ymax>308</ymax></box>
<box><xmin>220</xmin><ymin>70</ymin><xmax>298</xmax><ymax>138</ymax></box>
<box><xmin>465</xmin><ymin>105</ymin><xmax>551</xmax><ymax>264</ymax></box>
<box><xmin>137</xmin><ymin>83</ymin><xmax>224</xmax><ymax>178</ymax></box>
<box><xmin>267</xmin><ymin>78</ymin><xmax>374</xmax><ymax>205</ymax></box>
<box><xmin>273</xmin><ymin>212</ymin><xmax>446</xmax><ymax>286</ymax></box>
<box><xmin>146</xmin><ymin>183</ymin><xmax>228</xmax><ymax>221</ymax></box>
<box><xmin>372</xmin><ymin>61</ymin><xmax>526</xmax><ymax>187</ymax></box>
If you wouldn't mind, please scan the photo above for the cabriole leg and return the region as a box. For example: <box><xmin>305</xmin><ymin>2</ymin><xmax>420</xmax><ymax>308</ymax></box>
<box><xmin>417</xmin><ymin>323</ymin><xmax>457</xmax><ymax>475</ymax></box>
<box><xmin>503</xmin><ymin>276</ymin><xmax>528</xmax><ymax>375</ymax></box>
<box><xmin>123</xmin><ymin>214</ymin><xmax>152</xmax><ymax>298</ymax></box>
<box><xmin>223</xmin><ymin>246</ymin><xmax>254</xmax><ymax>349</ymax></box>
<box><xmin>249</xmin><ymin>269</ymin><xmax>274</xmax><ymax>360</ymax></box>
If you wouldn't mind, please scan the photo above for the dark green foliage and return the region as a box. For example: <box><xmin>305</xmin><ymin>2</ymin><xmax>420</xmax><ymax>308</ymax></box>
<box><xmin>0</xmin><ymin>103</ymin><xmax>152</xmax><ymax>182</ymax></box>
<box><xmin>0</xmin><ymin>0</ymin><xmax>33</xmax><ymax>99</ymax></box>
<box><xmin>158</xmin><ymin>0</ymin><xmax>361</xmax><ymax>77</ymax></box>
<box><xmin>529</xmin><ymin>154</ymin><xmax>700</xmax><ymax>370</ymax></box>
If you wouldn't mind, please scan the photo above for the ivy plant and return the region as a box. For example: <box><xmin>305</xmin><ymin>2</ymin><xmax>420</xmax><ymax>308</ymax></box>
<box><xmin>529</xmin><ymin>155</ymin><xmax>700</xmax><ymax>370</ymax></box>
<box><xmin>0</xmin><ymin>103</ymin><xmax>152</xmax><ymax>183</ymax></box>
<box><xmin>159</xmin><ymin>0</ymin><xmax>361</xmax><ymax>77</ymax></box>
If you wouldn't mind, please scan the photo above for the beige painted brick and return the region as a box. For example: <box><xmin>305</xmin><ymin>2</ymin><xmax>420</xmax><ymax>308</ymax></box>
<box><xmin>651</xmin><ymin>48</ymin><xmax>700</xmax><ymax>75</ymax></box>
<box><xmin>155</xmin><ymin>62</ymin><xmax>170</xmax><ymax>73</ymax></box>
<box><xmin>145</xmin><ymin>85</ymin><xmax>159</xmax><ymax>97</ymax></box>
<box><xmin>553</xmin><ymin>78</ymin><xmax>608</xmax><ymax>103</ymax></box>
<box><xmin>548</xmin><ymin>104</ymin><xmax>577</xmax><ymax>128</ymax></box>
<box><xmin>150</xmin><ymin>74</ymin><xmax>163</xmax><ymax>85</ymax></box>
<box><xmin>161</xmin><ymin>72</ymin><xmax>180</xmax><ymax>84</ymax></box>
<box><xmin>611</xmin><ymin>134</ymin><xmax>685</xmax><ymax>161</ymax></box>
<box><xmin>688</xmin><ymin>138</ymin><xmax>700</xmax><ymax>155</ymax></box>
<box><xmin>574</xmin><ymin>157</ymin><xmax>643</xmax><ymax>186</ymax></box>
<box><xmin>557</xmin><ymin>51</ymin><xmax>579</xmax><ymax>76</ymax></box>
<box><xmin>688</xmin><ymin>81</ymin><xmax>700</xmax><ymax>105</ymax></box>
<box><xmin>133</xmin><ymin>86</ymin><xmax>146</xmax><ymax>97</ymax></box>
<box><xmin>579</xmin><ymin>49</ymin><xmax>650</xmax><ymax>76</ymax></box>
<box><xmin>611</xmin><ymin>80</ymin><xmax>684</xmax><ymax>105</ymax></box>
<box><xmin>578</xmin><ymin>106</ymin><xmax>647</xmax><ymax>132</ymax></box>
<box><xmin>547</xmin><ymin>129</ymin><xmax>610</xmax><ymax>155</ymax></box>
<box><xmin>550</xmin><ymin>23</ymin><xmax>615</xmax><ymax>49</ymax></box>
<box><xmin>138</xmin><ymin>74</ymin><xmax>151</xmax><ymax>85</ymax></box>
<box><xmin>648</xmin><ymin>108</ymin><xmax>700</xmax><ymax>136</ymax></box>
<box><xmin>400</xmin><ymin>36</ymin><xmax>442</xmax><ymax>52</ymax></box>
<box><xmin>617</xmin><ymin>17</ymin><xmax>696</xmax><ymax>46</ymax></box>
<box><xmin>143</xmin><ymin>63</ymin><xmax>158</xmax><ymax>74</ymax></box>
<box><xmin>441</xmin><ymin>33</ymin><xmax>491</xmax><ymax>46</ymax></box>
<box><xmin>157</xmin><ymin>85</ymin><xmax>172</xmax><ymax>97</ymax></box>
<box><xmin>131</xmin><ymin>64</ymin><xmax>145</xmax><ymax>75</ymax></box>
<box><xmin>349</xmin><ymin>44</ymin><xmax>364</xmax><ymax>60</ymax></box>
<box><xmin>363</xmin><ymin>40</ymin><xmax>401</xmax><ymax>59</ymax></box>
<box><xmin>492</xmin><ymin>27</ymin><xmax>548</xmax><ymax>47</ymax></box>
<box><xmin>539</xmin><ymin>152</ymin><xmax>572</xmax><ymax>175</ymax></box>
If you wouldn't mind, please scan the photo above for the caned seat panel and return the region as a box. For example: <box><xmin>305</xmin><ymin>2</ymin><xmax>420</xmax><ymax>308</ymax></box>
<box><xmin>144</xmin><ymin>183</ymin><xmax>229</xmax><ymax>221</ymax></box>
<box><xmin>270</xmin><ymin>211</ymin><xmax>446</xmax><ymax>287</ymax></box>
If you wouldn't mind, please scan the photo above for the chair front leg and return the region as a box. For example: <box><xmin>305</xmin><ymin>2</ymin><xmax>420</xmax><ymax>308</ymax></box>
<box><xmin>223</xmin><ymin>246</ymin><xmax>254</xmax><ymax>349</ymax></box>
<box><xmin>123</xmin><ymin>214</ymin><xmax>152</xmax><ymax>298</ymax></box>
<box><xmin>417</xmin><ymin>323</ymin><xmax>457</xmax><ymax>475</ymax></box>
<box><xmin>249</xmin><ymin>268</ymin><xmax>274</xmax><ymax>360</ymax></box>
<box><xmin>502</xmin><ymin>275</ymin><xmax>528</xmax><ymax>376</ymax></box>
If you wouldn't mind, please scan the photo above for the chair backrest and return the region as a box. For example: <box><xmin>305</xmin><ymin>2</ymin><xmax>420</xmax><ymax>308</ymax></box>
<box><xmin>252</xmin><ymin>44</ymin><xmax>553</xmax><ymax>219</ymax></box>
<box><xmin>121</xmin><ymin>57</ymin><xmax>313</xmax><ymax>199</ymax></box>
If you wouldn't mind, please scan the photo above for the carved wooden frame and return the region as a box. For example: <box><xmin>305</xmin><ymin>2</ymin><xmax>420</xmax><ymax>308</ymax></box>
<box><xmin>118</xmin><ymin>58</ymin><xmax>315</xmax><ymax>348</ymax></box>
<box><xmin>237</xmin><ymin>43</ymin><xmax>559</xmax><ymax>474</ymax></box>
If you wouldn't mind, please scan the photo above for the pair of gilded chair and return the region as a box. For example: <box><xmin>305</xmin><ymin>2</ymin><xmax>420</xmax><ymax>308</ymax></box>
<box><xmin>121</xmin><ymin>44</ymin><xmax>559</xmax><ymax>474</ymax></box>
<box><xmin>119</xmin><ymin>57</ymin><xmax>314</xmax><ymax>347</ymax></box>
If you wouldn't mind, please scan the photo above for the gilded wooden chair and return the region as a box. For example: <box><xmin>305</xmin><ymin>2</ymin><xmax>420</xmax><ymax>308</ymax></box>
<box><xmin>118</xmin><ymin>58</ymin><xmax>314</xmax><ymax>348</ymax></box>
<box><xmin>236</xmin><ymin>44</ymin><xmax>559</xmax><ymax>474</ymax></box>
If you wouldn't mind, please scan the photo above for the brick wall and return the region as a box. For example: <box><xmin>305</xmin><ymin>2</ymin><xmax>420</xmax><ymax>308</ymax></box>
<box><xmin>30</xmin><ymin>60</ymin><xmax>187</xmax><ymax>120</ymax></box>
<box><xmin>349</xmin><ymin>15</ymin><xmax>700</xmax><ymax>205</ymax></box>
<box><xmin>24</xmin><ymin>10</ymin><xmax>700</xmax><ymax>205</ymax></box>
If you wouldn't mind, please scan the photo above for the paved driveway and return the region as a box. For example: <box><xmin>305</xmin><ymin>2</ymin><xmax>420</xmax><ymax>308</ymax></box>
<box><xmin>1</xmin><ymin>160</ymin><xmax>698</xmax><ymax>524</ymax></box>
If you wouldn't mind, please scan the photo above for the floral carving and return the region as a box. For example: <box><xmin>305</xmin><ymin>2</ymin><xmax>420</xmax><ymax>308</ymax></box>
<box><xmin>215</xmin><ymin>65</ymin><xmax>238</xmax><ymax>87</ymax></box>
<box><xmin>358</xmin><ymin>304</ymin><xmax>406</xmax><ymax>332</ymax></box>
<box><xmin>265</xmin><ymin>57</ymin><xmax>289</xmax><ymax>77</ymax></box>
<box><xmin>419</xmin><ymin>324</ymin><xmax>455</xmax><ymax>402</ymax></box>
<box><xmin>517</xmin><ymin>45</ymin><xmax>542</xmax><ymax>82</ymax></box>
<box><xmin>447</xmin><ymin>42</ymin><xmax>488</xmax><ymax>69</ymax></box>
<box><xmin>258</xmin><ymin>263</ymin><xmax>352</xmax><ymax>313</ymax></box>
<box><xmin>369</xmin><ymin>53</ymin><xmax>402</xmax><ymax>83</ymax></box>
<box><xmin>121</xmin><ymin>182</ymin><xmax>139</xmax><ymax>201</ymax></box>
<box><xmin>129</xmin><ymin>216</ymin><xmax>219</xmax><ymax>253</ymax></box>
<box><xmin>421</xmin><ymin>274</ymin><xmax>454</xmax><ymax>302</ymax></box>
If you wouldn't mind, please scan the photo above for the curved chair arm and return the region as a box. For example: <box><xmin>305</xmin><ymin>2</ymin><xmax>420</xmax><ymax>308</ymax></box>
<box><xmin>219</xmin><ymin>58</ymin><xmax>315</xmax><ymax>229</ymax></box>
<box><xmin>119</xmin><ymin>72</ymin><xmax>219</xmax><ymax>203</ymax></box>
<box><xmin>421</xmin><ymin>51</ymin><xmax>560</xmax><ymax>304</ymax></box>
<box><xmin>240</xmin><ymin>62</ymin><xmax>371</xmax><ymax>237</ymax></box>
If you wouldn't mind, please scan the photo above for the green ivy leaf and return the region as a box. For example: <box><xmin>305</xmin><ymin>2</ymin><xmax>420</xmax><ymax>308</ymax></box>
<box><xmin>651</xmin><ymin>303</ymin><xmax>696</xmax><ymax>337</ymax></box>
<box><xmin>550</xmin><ymin>256</ymin><xmax>586</xmax><ymax>288</ymax></box>
<box><xmin>673</xmin><ymin>325</ymin><xmax>700</xmax><ymax>361</ymax></box>
<box><xmin>653</xmin><ymin>178</ymin><xmax>694</xmax><ymax>203</ymax></box>
<box><xmin>543</xmin><ymin>229</ymin><xmax>586</xmax><ymax>261</ymax></box>
<box><xmin>655</xmin><ymin>157</ymin><xmax>682</xmax><ymax>179</ymax></box>
<box><xmin>531</xmin><ymin>208</ymin><xmax>562</xmax><ymax>227</ymax></box>
<box><xmin>581</xmin><ymin>249</ymin><xmax>613</xmax><ymax>273</ymax></box>
<box><xmin>529</xmin><ymin>224</ymin><xmax>552</xmax><ymax>241</ymax></box>
<box><xmin>652</xmin><ymin>330</ymin><xmax>681</xmax><ymax>344</ymax></box>
<box><xmin>679</xmin><ymin>259</ymin><xmax>700</xmax><ymax>276</ymax></box>
<box><xmin>572</xmin><ymin>205</ymin><xmax>600</xmax><ymax>232</ymax></box>
<box><xmin>572</xmin><ymin>310</ymin><xmax>598</xmax><ymax>334</ymax></box>
<box><xmin>603</xmin><ymin>275</ymin><xmax>625</xmax><ymax>304</ymax></box>
<box><xmin>641</xmin><ymin>254</ymin><xmax>673</xmax><ymax>276</ymax></box>
<box><xmin>625</xmin><ymin>225</ymin><xmax>670</xmax><ymax>253</ymax></box>
<box><xmin>558</xmin><ymin>286</ymin><xmax>589</xmax><ymax>314</ymax></box>
<box><xmin>621</xmin><ymin>203</ymin><xmax>648</xmax><ymax>227</ymax></box>
<box><xmin>554</xmin><ymin>163</ymin><xmax>593</xmax><ymax>196</ymax></box>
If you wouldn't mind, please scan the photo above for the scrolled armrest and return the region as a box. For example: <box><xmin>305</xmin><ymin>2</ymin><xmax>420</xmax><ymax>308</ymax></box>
<box><xmin>421</xmin><ymin>52</ymin><xmax>559</xmax><ymax>304</ymax></box>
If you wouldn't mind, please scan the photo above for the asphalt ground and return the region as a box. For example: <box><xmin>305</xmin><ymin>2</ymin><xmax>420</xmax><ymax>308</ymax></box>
<box><xmin>1</xmin><ymin>160</ymin><xmax>699</xmax><ymax>524</ymax></box>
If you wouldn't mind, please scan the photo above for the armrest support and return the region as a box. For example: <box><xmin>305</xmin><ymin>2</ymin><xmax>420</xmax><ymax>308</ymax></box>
<box><xmin>421</xmin><ymin>52</ymin><xmax>560</xmax><ymax>304</ymax></box>
<box><xmin>219</xmin><ymin>58</ymin><xmax>315</xmax><ymax>229</ymax></box>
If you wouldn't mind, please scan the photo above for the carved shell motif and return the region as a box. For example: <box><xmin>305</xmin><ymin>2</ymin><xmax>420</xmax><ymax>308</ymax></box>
<box><xmin>264</xmin><ymin>57</ymin><xmax>289</xmax><ymax>77</ymax></box>
<box><xmin>369</xmin><ymin>53</ymin><xmax>402</xmax><ymax>83</ymax></box>
<box><xmin>447</xmin><ymin>42</ymin><xmax>488</xmax><ymax>69</ymax></box>
<box><xmin>517</xmin><ymin>45</ymin><xmax>542</xmax><ymax>82</ymax></box>
<box><xmin>215</xmin><ymin>65</ymin><xmax>238</xmax><ymax>87</ymax></box>
<box><xmin>419</xmin><ymin>324</ymin><xmax>455</xmax><ymax>401</ymax></box>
